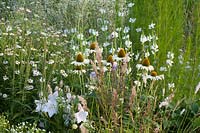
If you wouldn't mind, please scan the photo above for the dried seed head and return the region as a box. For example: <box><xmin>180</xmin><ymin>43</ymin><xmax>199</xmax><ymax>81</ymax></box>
<box><xmin>76</xmin><ymin>53</ymin><xmax>84</xmax><ymax>62</ymax></box>
<box><xmin>107</xmin><ymin>55</ymin><xmax>113</xmax><ymax>63</ymax></box>
<box><xmin>151</xmin><ymin>70</ymin><xmax>157</xmax><ymax>76</ymax></box>
<box><xmin>118</xmin><ymin>48</ymin><xmax>126</xmax><ymax>58</ymax></box>
<box><xmin>90</xmin><ymin>42</ymin><xmax>97</xmax><ymax>50</ymax></box>
<box><xmin>142</xmin><ymin>58</ymin><xmax>150</xmax><ymax>66</ymax></box>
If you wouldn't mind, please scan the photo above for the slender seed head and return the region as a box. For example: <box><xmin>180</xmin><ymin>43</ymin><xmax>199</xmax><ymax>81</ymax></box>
<box><xmin>142</xmin><ymin>58</ymin><xmax>150</xmax><ymax>66</ymax></box>
<box><xmin>76</xmin><ymin>53</ymin><xmax>84</xmax><ymax>62</ymax></box>
<box><xmin>118</xmin><ymin>48</ymin><xmax>126</xmax><ymax>58</ymax></box>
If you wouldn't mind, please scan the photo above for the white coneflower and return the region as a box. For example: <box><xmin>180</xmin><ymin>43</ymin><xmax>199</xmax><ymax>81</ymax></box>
<box><xmin>136</xmin><ymin>58</ymin><xmax>154</xmax><ymax>72</ymax></box>
<box><xmin>89</xmin><ymin>42</ymin><xmax>98</xmax><ymax>53</ymax></box>
<box><xmin>147</xmin><ymin>71</ymin><xmax>164</xmax><ymax>80</ymax></box>
<box><xmin>113</xmin><ymin>48</ymin><xmax>129</xmax><ymax>62</ymax></box>
<box><xmin>71</xmin><ymin>53</ymin><xmax>89</xmax><ymax>66</ymax></box>
<box><xmin>106</xmin><ymin>55</ymin><xmax>114</xmax><ymax>66</ymax></box>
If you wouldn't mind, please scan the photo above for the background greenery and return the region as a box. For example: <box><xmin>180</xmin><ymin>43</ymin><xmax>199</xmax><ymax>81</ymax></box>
<box><xmin>0</xmin><ymin>0</ymin><xmax>199</xmax><ymax>132</ymax></box>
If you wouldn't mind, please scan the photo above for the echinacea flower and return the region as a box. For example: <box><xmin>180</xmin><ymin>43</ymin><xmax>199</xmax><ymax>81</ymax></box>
<box><xmin>136</xmin><ymin>57</ymin><xmax>154</xmax><ymax>72</ymax></box>
<box><xmin>71</xmin><ymin>53</ymin><xmax>89</xmax><ymax>66</ymax></box>
<box><xmin>90</xmin><ymin>42</ymin><xmax>97</xmax><ymax>50</ymax></box>
<box><xmin>113</xmin><ymin>48</ymin><xmax>128</xmax><ymax>62</ymax></box>
<box><xmin>105</xmin><ymin>55</ymin><xmax>114</xmax><ymax>66</ymax></box>
<box><xmin>118</xmin><ymin>48</ymin><xmax>126</xmax><ymax>58</ymax></box>
<box><xmin>147</xmin><ymin>71</ymin><xmax>164</xmax><ymax>80</ymax></box>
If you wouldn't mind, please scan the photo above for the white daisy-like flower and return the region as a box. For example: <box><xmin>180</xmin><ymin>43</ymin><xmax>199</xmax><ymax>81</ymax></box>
<box><xmin>147</xmin><ymin>74</ymin><xmax>164</xmax><ymax>80</ymax></box>
<box><xmin>136</xmin><ymin>58</ymin><xmax>154</xmax><ymax>72</ymax></box>
<box><xmin>71</xmin><ymin>53</ymin><xmax>90</xmax><ymax>66</ymax></box>
<box><xmin>113</xmin><ymin>48</ymin><xmax>128</xmax><ymax>62</ymax></box>
<box><xmin>145</xmin><ymin>71</ymin><xmax>164</xmax><ymax>81</ymax></box>
<box><xmin>136</xmin><ymin>64</ymin><xmax>154</xmax><ymax>72</ymax></box>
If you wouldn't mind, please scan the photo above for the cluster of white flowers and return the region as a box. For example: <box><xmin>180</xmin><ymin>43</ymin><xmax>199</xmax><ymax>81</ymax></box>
<box><xmin>35</xmin><ymin>91</ymin><xmax>58</xmax><ymax>117</ymax></box>
<box><xmin>166</xmin><ymin>51</ymin><xmax>174</xmax><ymax>68</ymax></box>
<box><xmin>35</xmin><ymin>90</ymin><xmax>89</xmax><ymax>125</ymax></box>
